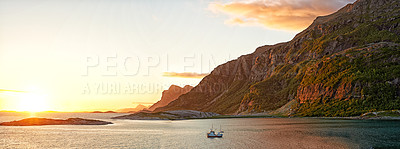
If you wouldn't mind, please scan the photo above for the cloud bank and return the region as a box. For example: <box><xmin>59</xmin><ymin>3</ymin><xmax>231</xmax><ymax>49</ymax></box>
<box><xmin>209</xmin><ymin>0</ymin><xmax>356</xmax><ymax>31</ymax></box>
<box><xmin>163</xmin><ymin>72</ymin><xmax>209</xmax><ymax>79</ymax></box>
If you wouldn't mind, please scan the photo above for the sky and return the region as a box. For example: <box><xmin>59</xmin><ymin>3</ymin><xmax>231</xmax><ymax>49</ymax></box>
<box><xmin>0</xmin><ymin>0</ymin><xmax>355</xmax><ymax>112</ymax></box>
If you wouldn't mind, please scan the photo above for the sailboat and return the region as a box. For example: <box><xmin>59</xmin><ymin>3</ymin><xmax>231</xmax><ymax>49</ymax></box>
<box><xmin>207</xmin><ymin>124</ymin><xmax>223</xmax><ymax>138</ymax></box>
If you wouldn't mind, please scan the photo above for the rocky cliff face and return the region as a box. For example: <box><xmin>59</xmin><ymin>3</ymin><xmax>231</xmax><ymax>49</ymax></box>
<box><xmin>156</xmin><ymin>0</ymin><xmax>400</xmax><ymax>116</ymax></box>
<box><xmin>148</xmin><ymin>85</ymin><xmax>193</xmax><ymax>111</ymax></box>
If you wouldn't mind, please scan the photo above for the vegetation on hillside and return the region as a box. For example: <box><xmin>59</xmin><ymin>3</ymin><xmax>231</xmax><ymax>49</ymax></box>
<box><xmin>296</xmin><ymin>2</ymin><xmax>400</xmax><ymax>57</ymax></box>
<box><xmin>295</xmin><ymin>45</ymin><xmax>400</xmax><ymax>117</ymax></box>
<box><xmin>240</xmin><ymin>63</ymin><xmax>305</xmax><ymax>113</ymax></box>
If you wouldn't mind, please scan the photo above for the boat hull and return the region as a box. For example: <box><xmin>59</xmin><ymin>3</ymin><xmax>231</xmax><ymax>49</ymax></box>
<box><xmin>207</xmin><ymin>135</ymin><xmax>223</xmax><ymax>138</ymax></box>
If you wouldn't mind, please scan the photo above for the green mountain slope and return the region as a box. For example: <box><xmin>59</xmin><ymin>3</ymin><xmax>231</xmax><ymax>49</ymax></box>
<box><xmin>296</xmin><ymin>43</ymin><xmax>400</xmax><ymax>116</ymax></box>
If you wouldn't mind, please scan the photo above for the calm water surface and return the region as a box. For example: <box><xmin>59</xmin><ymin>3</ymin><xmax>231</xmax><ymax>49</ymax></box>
<box><xmin>1</xmin><ymin>113</ymin><xmax>400</xmax><ymax>148</ymax></box>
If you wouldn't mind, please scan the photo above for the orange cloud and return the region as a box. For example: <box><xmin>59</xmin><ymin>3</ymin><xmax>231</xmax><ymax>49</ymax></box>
<box><xmin>163</xmin><ymin>72</ymin><xmax>209</xmax><ymax>79</ymax></box>
<box><xmin>209</xmin><ymin>0</ymin><xmax>355</xmax><ymax>31</ymax></box>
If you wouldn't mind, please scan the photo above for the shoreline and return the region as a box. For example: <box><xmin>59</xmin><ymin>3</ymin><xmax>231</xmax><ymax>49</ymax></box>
<box><xmin>195</xmin><ymin>115</ymin><xmax>400</xmax><ymax>121</ymax></box>
<box><xmin>201</xmin><ymin>110</ymin><xmax>400</xmax><ymax>120</ymax></box>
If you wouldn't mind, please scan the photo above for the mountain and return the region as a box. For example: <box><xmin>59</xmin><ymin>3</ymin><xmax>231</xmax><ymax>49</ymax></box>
<box><xmin>116</xmin><ymin>104</ymin><xmax>149</xmax><ymax>113</ymax></box>
<box><xmin>148</xmin><ymin>85</ymin><xmax>193</xmax><ymax>111</ymax></box>
<box><xmin>155</xmin><ymin>0</ymin><xmax>400</xmax><ymax>117</ymax></box>
<box><xmin>117</xmin><ymin>84</ymin><xmax>194</xmax><ymax>113</ymax></box>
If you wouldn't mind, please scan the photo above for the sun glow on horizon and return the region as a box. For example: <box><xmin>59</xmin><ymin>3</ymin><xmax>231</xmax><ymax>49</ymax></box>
<box><xmin>15</xmin><ymin>93</ymin><xmax>49</xmax><ymax>112</ymax></box>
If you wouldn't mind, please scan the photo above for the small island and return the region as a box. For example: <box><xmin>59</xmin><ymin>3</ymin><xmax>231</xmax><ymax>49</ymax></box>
<box><xmin>0</xmin><ymin>118</ymin><xmax>113</xmax><ymax>126</ymax></box>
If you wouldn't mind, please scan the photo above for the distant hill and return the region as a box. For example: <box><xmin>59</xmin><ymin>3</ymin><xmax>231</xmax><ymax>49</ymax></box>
<box><xmin>116</xmin><ymin>104</ymin><xmax>149</xmax><ymax>113</ymax></box>
<box><xmin>155</xmin><ymin>0</ymin><xmax>400</xmax><ymax>117</ymax></box>
<box><xmin>148</xmin><ymin>85</ymin><xmax>193</xmax><ymax>111</ymax></box>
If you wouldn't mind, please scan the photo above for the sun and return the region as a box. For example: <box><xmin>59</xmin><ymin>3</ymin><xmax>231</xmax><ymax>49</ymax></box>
<box><xmin>16</xmin><ymin>93</ymin><xmax>49</xmax><ymax>112</ymax></box>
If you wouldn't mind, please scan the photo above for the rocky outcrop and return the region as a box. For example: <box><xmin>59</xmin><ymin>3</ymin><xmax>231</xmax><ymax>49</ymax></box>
<box><xmin>112</xmin><ymin>110</ymin><xmax>219</xmax><ymax>120</ymax></box>
<box><xmin>148</xmin><ymin>85</ymin><xmax>193</xmax><ymax>111</ymax></box>
<box><xmin>156</xmin><ymin>0</ymin><xmax>400</xmax><ymax>116</ymax></box>
<box><xmin>0</xmin><ymin>118</ymin><xmax>113</xmax><ymax>126</ymax></box>
<box><xmin>360</xmin><ymin>110</ymin><xmax>400</xmax><ymax>119</ymax></box>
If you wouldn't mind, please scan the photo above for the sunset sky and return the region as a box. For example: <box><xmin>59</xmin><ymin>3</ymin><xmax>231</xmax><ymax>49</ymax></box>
<box><xmin>0</xmin><ymin>0</ymin><xmax>355</xmax><ymax>112</ymax></box>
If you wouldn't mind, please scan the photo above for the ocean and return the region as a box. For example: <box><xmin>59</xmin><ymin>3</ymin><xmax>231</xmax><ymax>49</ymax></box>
<box><xmin>1</xmin><ymin>113</ymin><xmax>400</xmax><ymax>148</ymax></box>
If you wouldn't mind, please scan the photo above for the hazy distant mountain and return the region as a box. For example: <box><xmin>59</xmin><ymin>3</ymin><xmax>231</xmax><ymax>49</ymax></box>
<box><xmin>116</xmin><ymin>104</ymin><xmax>149</xmax><ymax>113</ymax></box>
<box><xmin>155</xmin><ymin>0</ymin><xmax>400</xmax><ymax>117</ymax></box>
<box><xmin>148</xmin><ymin>85</ymin><xmax>193</xmax><ymax>111</ymax></box>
